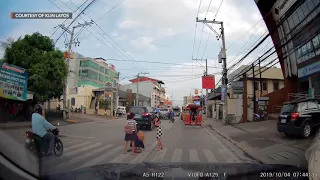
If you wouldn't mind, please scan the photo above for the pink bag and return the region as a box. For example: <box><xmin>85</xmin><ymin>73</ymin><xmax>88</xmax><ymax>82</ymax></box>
<box><xmin>124</xmin><ymin>124</ymin><xmax>133</xmax><ymax>134</ymax></box>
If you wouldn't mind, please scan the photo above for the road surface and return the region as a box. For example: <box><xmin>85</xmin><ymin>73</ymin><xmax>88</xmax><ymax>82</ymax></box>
<box><xmin>3</xmin><ymin>116</ymin><xmax>256</xmax><ymax>175</ymax></box>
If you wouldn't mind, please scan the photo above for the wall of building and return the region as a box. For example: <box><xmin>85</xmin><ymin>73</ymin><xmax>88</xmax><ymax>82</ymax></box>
<box><xmin>246</xmin><ymin>79</ymin><xmax>285</xmax><ymax>96</ymax></box>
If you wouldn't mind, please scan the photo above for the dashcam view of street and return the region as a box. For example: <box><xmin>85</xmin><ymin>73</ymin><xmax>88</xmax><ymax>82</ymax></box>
<box><xmin>0</xmin><ymin>0</ymin><xmax>320</xmax><ymax>179</ymax></box>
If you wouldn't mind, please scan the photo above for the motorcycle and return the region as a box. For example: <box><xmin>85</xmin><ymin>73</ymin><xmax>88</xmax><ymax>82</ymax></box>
<box><xmin>253</xmin><ymin>112</ymin><xmax>268</xmax><ymax>121</ymax></box>
<box><xmin>25</xmin><ymin>128</ymin><xmax>64</xmax><ymax>158</ymax></box>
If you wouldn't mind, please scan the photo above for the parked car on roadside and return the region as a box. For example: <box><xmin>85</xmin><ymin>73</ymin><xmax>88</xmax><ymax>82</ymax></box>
<box><xmin>277</xmin><ymin>99</ymin><xmax>320</xmax><ymax>138</ymax></box>
<box><xmin>129</xmin><ymin>106</ymin><xmax>155</xmax><ymax>130</ymax></box>
<box><xmin>116</xmin><ymin>106</ymin><xmax>126</xmax><ymax>116</ymax></box>
<box><xmin>159</xmin><ymin>108</ymin><xmax>170</xmax><ymax>119</ymax></box>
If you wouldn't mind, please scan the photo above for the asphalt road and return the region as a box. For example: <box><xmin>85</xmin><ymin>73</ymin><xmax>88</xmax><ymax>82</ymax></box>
<box><xmin>3</xmin><ymin>116</ymin><xmax>257</xmax><ymax>176</ymax></box>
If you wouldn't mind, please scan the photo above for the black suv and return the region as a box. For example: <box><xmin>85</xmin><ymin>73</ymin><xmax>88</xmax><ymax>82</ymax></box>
<box><xmin>129</xmin><ymin>106</ymin><xmax>155</xmax><ymax>130</ymax></box>
<box><xmin>277</xmin><ymin>99</ymin><xmax>320</xmax><ymax>138</ymax></box>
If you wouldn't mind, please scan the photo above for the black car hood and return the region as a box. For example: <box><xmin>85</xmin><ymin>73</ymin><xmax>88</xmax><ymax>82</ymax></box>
<box><xmin>42</xmin><ymin>162</ymin><xmax>308</xmax><ymax>180</ymax></box>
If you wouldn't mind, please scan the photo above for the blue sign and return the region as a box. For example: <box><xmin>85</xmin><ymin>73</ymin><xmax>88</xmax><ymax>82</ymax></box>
<box><xmin>0</xmin><ymin>62</ymin><xmax>28</xmax><ymax>101</ymax></box>
<box><xmin>298</xmin><ymin>61</ymin><xmax>320</xmax><ymax>78</ymax></box>
<box><xmin>194</xmin><ymin>101</ymin><xmax>200</xmax><ymax>106</ymax></box>
<box><xmin>221</xmin><ymin>85</ymin><xmax>226</xmax><ymax>102</ymax></box>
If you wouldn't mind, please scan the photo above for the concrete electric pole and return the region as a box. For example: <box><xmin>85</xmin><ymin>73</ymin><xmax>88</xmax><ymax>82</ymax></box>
<box><xmin>192</xmin><ymin>58</ymin><xmax>208</xmax><ymax>105</ymax></box>
<box><xmin>136</xmin><ymin>72</ymin><xmax>149</xmax><ymax>106</ymax></box>
<box><xmin>196</xmin><ymin>18</ymin><xmax>228</xmax><ymax>122</ymax></box>
<box><xmin>58</xmin><ymin>21</ymin><xmax>94</xmax><ymax>121</ymax></box>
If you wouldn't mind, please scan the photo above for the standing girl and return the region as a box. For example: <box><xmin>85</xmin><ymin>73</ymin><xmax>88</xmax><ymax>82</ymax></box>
<box><xmin>123</xmin><ymin>112</ymin><xmax>138</xmax><ymax>155</ymax></box>
<box><xmin>154</xmin><ymin>116</ymin><xmax>163</xmax><ymax>150</ymax></box>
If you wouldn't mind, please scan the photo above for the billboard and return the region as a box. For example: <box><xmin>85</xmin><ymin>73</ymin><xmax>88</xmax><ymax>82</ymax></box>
<box><xmin>202</xmin><ymin>76</ymin><xmax>215</xmax><ymax>89</ymax></box>
<box><xmin>0</xmin><ymin>62</ymin><xmax>28</xmax><ymax>101</ymax></box>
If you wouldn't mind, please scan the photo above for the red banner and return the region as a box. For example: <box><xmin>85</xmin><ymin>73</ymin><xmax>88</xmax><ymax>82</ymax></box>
<box><xmin>202</xmin><ymin>76</ymin><xmax>215</xmax><ymax>89</ymax></box>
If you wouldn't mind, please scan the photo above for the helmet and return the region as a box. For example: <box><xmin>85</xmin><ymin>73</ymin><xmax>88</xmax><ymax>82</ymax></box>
<box><xmin>34</xmin><ymin>104</ymin><xmax>43</xmax><ymax>115</ymax></box>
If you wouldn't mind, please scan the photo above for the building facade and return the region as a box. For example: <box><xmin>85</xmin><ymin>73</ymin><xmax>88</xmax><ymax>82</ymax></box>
<box><xmin>66</xmin><ymin>53</ymin><xmax>119</xmax><ymax>109</ymax></box>
<box><xmin>119</xmin><ymin>77</ymin><xmax>166</xmax><ymax>108</ymax></box>
<box><xmin>255</xmin><ymin>0</ymin><xmax>320</xmax><ymax>100</ymax></box>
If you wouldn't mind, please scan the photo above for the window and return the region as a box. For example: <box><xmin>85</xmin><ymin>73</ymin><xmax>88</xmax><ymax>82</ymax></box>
<box><xmin>262</xmin><ymin>82</ymin><xmax>267</xmax><ymax>91</ymax></box>
<box><xmin>254</xmin><ymin>82</ymin><xmax>259</xmax><ymax>90</ymax></box>
<box><xmin>273</xmin><ymin>81</ymin><xmax>279</xmax><ymax>91</ymax></box>
<box><xmin>308</xmin><ymin>102</ymin><xmax>319</xmax><ymax>109</ymax></box>
<box><xmin>71</xmin><ymin>98</ymin><xmax>75</xmax><ymax>106</ymax></box>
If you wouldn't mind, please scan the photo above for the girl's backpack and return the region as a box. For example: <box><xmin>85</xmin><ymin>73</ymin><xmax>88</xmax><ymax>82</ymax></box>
<box><xmin>124</xmin><ymin>124</ymin><xmax>133</xmax><ymax>134</ymax></box>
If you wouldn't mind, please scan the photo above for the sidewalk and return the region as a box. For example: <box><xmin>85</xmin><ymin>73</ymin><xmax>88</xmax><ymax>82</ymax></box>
<box><xmin>0</xmin><ymin>119</ymin><xmax>70</xmax><ymax>130</ymax></box>
<box><xmin>205</xmin><ymin>118</ymin><xmax>311</xmax><ymax>169</ymax></box>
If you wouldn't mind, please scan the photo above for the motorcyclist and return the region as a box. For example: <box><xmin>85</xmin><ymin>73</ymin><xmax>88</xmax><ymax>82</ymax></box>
<box><xmin>31</xmin><ymin>104</ymin><xmax>57</xmax><ymax>156</ymax></box>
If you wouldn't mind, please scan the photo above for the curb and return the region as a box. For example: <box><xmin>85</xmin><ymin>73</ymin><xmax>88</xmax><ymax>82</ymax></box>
<box><xmin>66</xmin><ymin>119</ymin><xmax>79</xmax><ymax>123</ymax></box>
<box><xmin>208</xmin><ymin>124</ymin><xmax>265</xmax><ymax>164</ymax></box>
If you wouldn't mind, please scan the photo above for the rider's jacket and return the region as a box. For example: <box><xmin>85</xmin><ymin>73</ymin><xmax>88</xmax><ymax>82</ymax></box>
<box><xmin>32</xmin><ymin>113</ymin><xmax>56</xmax><ymax>138</ymax></box>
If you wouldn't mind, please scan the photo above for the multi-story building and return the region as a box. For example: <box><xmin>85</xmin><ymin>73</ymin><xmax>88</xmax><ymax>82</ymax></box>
<box><xmin>183</xmin><ymin>96</ymin><xmax>188</xmax><ymax>107</ymax></box>
<box><xmin>119</xmin><ymin>77</ymin><xmax>166</xmax><ymax>108</ymax></box>
<box><xmin>255</xmin><ymin>0</ymin><xmax>320</xmax><ymax>101</ymax></box>
<box><xmin>65</xmin><ymin>53</ymin><xmax>119</xmax><ymax>109</ymax></box>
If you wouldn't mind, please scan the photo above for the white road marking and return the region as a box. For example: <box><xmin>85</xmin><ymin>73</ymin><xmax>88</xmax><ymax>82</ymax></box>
<box><xmin>189</xmin><ymin>149</ymin><xmax>200</xmax><ymax>162</ymax></box>
<box><xmin>77</xmin><ymin>146</ymin><xmax>123</xmax><ymax>169</ymax></box>
<box><xmin>64</xmin><ymin>142</ymin><xmax>91</xmax><ymax>152</ymax></box>
<box><xmin>130</xmin><ymin>141</ymin><xmax>158</xmax><ymax>164</ymax></box>
<box><xmin>55</xmin><ymin>144</ymin><xmax>114</xmax><ymax>171</ymax></box>
<box><xmin>171</xmin><ymin>149</ymin><xmax>182</xmax><ymax>162</ymax></box>
<box><xmin>63</xmin><ymin>143</ymin><xmax>101</xmax><ymax>158</ymax></box>
<box><xmin>203</xmin><ymin>149</ymin><xmax>218</xmax><ymax>162</ymax></box>
<box><xmin>63</xmin><ymin>135</ymin><xmax>96</xmax><ymax>139</ymax></box>
<box><xmin>205</xmin><ymin>128</ymin><xmax>241</xmax><ymax>163</ymax></box>
<box><xmin>151</xmin><ymin>148</ymin><xmax>168</xmax><ymax>162</ymax></box>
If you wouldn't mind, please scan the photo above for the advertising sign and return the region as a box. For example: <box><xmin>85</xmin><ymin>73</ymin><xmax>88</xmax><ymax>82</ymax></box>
<box><xmin>298</xmin><ymin>61</ymin><xmax>320</xmax><ymax>78</ymax></box>
<box><xmin>272</xmin><ymin>0</ymin><xmax>297</xmax><ymax>21</ymax></box>
<box><xmin>194</xmin><ymin>101</ymin><xmax>200</xmax><ymax>106</ymax></box>
<box><xmin>104</xmin><ymin>82</ymin><xmax>112</xmax><ymax>92</ymax></box>
<box><xmin>202</xmin><ymin>76</ymin><xmax>215</xmax><ymax>89</ymax></box>
<box><xmin>0</xmin><ymin>62</ymin><xmax>28</xmax><ymax>101</ymax></box>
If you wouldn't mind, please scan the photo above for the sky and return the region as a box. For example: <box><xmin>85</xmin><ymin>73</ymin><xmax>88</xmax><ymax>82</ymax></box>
<box><xmin>0</xmin><ymin>0</ymin><xmax>279</xmax><ymax>106</ymax></box>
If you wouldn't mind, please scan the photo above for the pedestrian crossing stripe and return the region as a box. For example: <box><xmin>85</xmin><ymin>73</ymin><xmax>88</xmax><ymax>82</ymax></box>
<box><xmin>48</xmin><ymin>138</ymin><xmax>240</xmax><ymax>173</ymax></box>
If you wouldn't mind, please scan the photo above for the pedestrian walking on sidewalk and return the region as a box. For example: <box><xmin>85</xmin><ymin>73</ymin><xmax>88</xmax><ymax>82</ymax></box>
<box><xmin>123</xmin><ymin>112</ymin><xmax>137</xmax><ymax>155</ymax></box>
<box><xmin>154</xmin><ymin>116</ymin><xmax>163</xmax><ymax>150</ymax></box>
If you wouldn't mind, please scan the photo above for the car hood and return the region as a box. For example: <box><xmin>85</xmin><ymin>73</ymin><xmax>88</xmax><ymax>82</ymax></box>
<box><xmin>42</xmin><ymin>162</ymin><xmax>307</xmax><ymax>180</ymax></box>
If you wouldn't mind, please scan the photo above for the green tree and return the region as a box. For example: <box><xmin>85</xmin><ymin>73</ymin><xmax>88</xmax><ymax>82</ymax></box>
<box><xmin>2</xmin><ymin>32</ymin><xmax>68</xmax><ymax>102</ymax></box>
<box><xmin>99</xmin><ymin>99</ymin><xmax>111</xmax><ymax>110</ymax></box>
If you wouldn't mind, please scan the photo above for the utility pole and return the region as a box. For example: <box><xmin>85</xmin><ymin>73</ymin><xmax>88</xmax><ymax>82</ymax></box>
<box><xmin>58</xmin><ymin>21</ymin><xmax>94</xmax><ymax>121</ymax></box>
<box><xmin>252</xmin><ymin>63</ymin><xmax>256</xmax><ymax>114</ymax></box>
<box><xmin>192</xmin><ymin>58</ymin><xmax>208</xmax><ymax>98</ymax></box>
<box><xmin>196</xmin><ymin>18</ymin><xmax>227</xmax><ymax>122</ymax></box>
<box><xmin>136</xmin><ymin>72</ymin><xmax>149</xmax><ymax>106</ymax></box>
<box><xmin>259</xmin><ymin>57</ymin><xmax>262</xmax><ymax>96</ymax></box>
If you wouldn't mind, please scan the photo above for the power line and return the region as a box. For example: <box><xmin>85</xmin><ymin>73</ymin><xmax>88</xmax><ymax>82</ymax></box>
<box><xmin>200</xmin><ymin>0</ymin><xmax>224</xmax><ymax>60</ymax></box>
<box><xmin>65</xmin><ymin>0</ymin><xmax>145</xmax><ymax>72</ymax></box>
<box><xmin>49</xmin><ymin>0</ymin><xmax>88</xmax><ymax>37</ymax></box>
<box><xmin>226</xmin><ymin>12</ymin><xmax>272</xmax><ymax>50</ymax></box>
<box><xmin>214</xmin><ymin>2</ymin><xmax>318</xmax><ymax>85</ymax></box>
<box><xmin>104</xmin><ymin>58</ymin><xmax>222</xmax><ymax>68</ymax></box>
<box><xmin>228</xmin><ymin>1</ymin><xmax>320</xmax><ymax>73</ymax></box>
<box><xmin>196</xmin><ymin>0</ymin><xmax>212</xmax><ymax>59</ymax></box>
<box><xmin>54</xmin><ymin>0</ymin><xmax>96</xmax><ymax>45</ymax></box>
<box><xmin>229</xmin><ymin>19</ymin><xmax>320</xmax><ymax>83</ymax></box>
<box><xmin>96</xmin><ymin>0</ymin><xmax>125</xmax><ymax>22</ymax></box>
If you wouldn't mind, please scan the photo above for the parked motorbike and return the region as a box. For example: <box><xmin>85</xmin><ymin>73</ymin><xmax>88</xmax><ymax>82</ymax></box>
<box><xmin>25</xmin><ymin>128</ymin><xmax>63</xmax><ymax>158</ymax></box>
<box><xmin>253</xmin><ymin>112</ymin><xmax>268</xmax><ymax>121</ymax></box>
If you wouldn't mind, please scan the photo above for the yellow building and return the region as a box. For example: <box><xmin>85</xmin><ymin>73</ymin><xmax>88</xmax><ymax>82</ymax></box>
<box><xmin>208</xmin><ymin>65</ymin><xmax>284</xmax><ymax>123</ymax></box>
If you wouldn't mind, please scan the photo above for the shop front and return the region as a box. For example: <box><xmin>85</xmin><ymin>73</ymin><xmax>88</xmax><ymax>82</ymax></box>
<box><xmin>298</xmin><ymin>60</ymin><xmax>320</xmax><ymax>98</ymax></box>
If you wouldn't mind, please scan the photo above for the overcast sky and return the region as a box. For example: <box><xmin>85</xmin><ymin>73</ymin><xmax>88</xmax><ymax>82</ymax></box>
<box><xmin>0</xmin><ymin>0</ymin><xmax>279</xmax><ymax>106</ymax></box>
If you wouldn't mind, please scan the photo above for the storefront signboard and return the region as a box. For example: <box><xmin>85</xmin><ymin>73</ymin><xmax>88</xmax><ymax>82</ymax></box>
<box><xmin>298</xmin><ymin>61</ymin><xmax>320</xmax><ymax>78</ymax></box>
<box><xmin>272</xmin><ymin>0</ymin><xmax>297</xmax><ymax>21</ymax></box>
<box><xmin>0</xmin><ymin>62</ymin><xmax>28</xmax><ymax>101</ymax></box>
